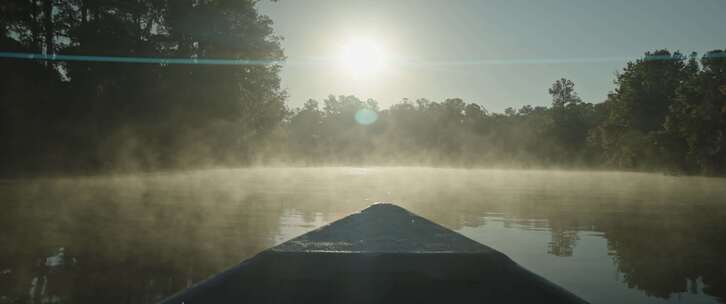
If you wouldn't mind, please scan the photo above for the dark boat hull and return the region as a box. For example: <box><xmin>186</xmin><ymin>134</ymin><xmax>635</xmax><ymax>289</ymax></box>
<box><xmin>160</xmin><ymin>204</ymin><xmax>588</xmax><ymax>304</ymax></box>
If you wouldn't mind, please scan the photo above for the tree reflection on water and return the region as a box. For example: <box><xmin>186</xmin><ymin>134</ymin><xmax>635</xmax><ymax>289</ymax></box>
<box><xmin>0</xmin><ymin>168</ymin><xmax>724</xmax><ymax>303</ymax></box>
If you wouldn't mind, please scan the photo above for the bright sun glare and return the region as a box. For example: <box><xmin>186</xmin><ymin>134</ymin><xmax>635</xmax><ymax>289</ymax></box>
<box><xmin>337</xmin><ymin>38</ymin><xmax>387</xmax><ymax>78</ymax></box>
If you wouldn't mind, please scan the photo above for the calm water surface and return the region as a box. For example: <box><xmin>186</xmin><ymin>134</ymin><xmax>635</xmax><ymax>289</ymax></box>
<box><xmin>1</xmin><ymin>167</ymin><xmax>725</xmax><ymax>303</ymax></box>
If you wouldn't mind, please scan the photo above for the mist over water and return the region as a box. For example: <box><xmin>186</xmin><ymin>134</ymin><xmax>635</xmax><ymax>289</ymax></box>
<box><xmin>1</xmin><ymin>167</ymin><xmax>725</xmax><ymax>303</ymax></box>
<box><xmin>2</xmin><ymin>0</ymin><xmax>724</xmax><ymax>303</ymax></box>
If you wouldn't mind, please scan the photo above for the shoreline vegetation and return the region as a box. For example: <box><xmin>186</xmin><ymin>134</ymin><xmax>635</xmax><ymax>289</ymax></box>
<box><xmin>1</xmin><ymin>2</ymin><xmax>725</xmax><ymax>177</ymax></box>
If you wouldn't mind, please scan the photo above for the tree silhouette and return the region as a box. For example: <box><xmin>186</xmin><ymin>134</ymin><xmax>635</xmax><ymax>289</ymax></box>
<box><xmin>1</xmin><ymin>0</ymin><xmax>285</xmax><ymax>174</ymax></box>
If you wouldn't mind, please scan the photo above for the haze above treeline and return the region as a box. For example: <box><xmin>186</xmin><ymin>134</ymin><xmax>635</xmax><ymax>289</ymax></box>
<box><xmin>1</xmin><ymin>1</ymin><xmax>725</xmax><ymax>176</ymax></box>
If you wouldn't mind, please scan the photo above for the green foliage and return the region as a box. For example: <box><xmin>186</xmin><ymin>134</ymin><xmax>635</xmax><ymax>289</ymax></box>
<box><xmin>663</xmin><ymin>50</ymin><xmax>726</xmax><ymax>174</ymax></box>
<box><xmin>593</xmin><ymin>49</ymin><xmax>726</xmax><ymax>174</ymax></box>
<box><xmin>549</xmin><ymin>78</ymin><xmax>597</xmax><ymax>161</ymax></box>
<box><xmin>1</xmin><ymin>0</ymin><xmax>285</xmax><ymax>174</ymax></box>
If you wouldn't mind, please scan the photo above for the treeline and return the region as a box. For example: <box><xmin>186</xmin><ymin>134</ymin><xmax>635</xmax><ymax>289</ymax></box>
<box><xmin>1</xmin><ymin>0</ymin><xmax>286</xmax><ymax>174</ymax></box>
<box><xmin>286</xmin><ymin>50</ymin><xmax>726</xmax><ymax>175</ymax></box>
<box><xmin>1</xmin><ymin>2</ymin><xmax>725</xmax><ymax>175</ymax></box>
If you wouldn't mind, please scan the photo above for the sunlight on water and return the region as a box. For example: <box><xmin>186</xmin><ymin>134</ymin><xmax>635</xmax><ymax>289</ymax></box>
<box><xmin>1</xmin><ymin>167</ymin><xmax>725</xmax><ymax>303</ymax></box>
<box><xmin>275</xmin><ymin>209</ymin><xmax>329</xmax><ymax>245</ymax></box>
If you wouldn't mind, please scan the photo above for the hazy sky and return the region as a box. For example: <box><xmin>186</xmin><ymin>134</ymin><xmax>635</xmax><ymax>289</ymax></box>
<box><xmin>258</xmin><ymin>0</ymin><xmax>725</xmax><ymax>112</ymax></box>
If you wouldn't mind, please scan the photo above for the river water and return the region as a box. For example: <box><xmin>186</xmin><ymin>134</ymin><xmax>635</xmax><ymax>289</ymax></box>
<box><xmin>1</xmin><ymin>167</ymin><xmax>725</xmax><ymax>303</ymax></box>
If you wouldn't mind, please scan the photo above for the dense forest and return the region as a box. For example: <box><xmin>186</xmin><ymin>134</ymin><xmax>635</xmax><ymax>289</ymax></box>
<box><xmin>286</xmin><ymin>50</ymin><xmax>726</xmax><ymax>175</ymax></box>
<box><xmin>1</xmin><ymin>1</ymin><xmax>725</xmax><ymax>176</ymax></box>
<box><xmin>1</xmin><ymin>0</ymin><xmax>287</xmax><ymax>174</ymax></box>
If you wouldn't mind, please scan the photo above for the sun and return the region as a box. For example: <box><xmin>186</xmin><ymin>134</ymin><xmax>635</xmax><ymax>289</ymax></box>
<box><xmin>336</xmin><ymin>38</ymin><xmax>387</xmax><ymax>78</ymax></box>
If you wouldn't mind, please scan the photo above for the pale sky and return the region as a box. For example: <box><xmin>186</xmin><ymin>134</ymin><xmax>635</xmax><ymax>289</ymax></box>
<box><xmin>258</xmin><ymin>0</ymin><xmax>725</xmax><ymax>112</ymax></box>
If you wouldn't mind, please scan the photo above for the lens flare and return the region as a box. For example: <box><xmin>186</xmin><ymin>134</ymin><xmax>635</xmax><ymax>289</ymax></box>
<box><xmin>355</xmin><ymin>109</ymin><xmax>378</xmax><ymax>125</ymax></box>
